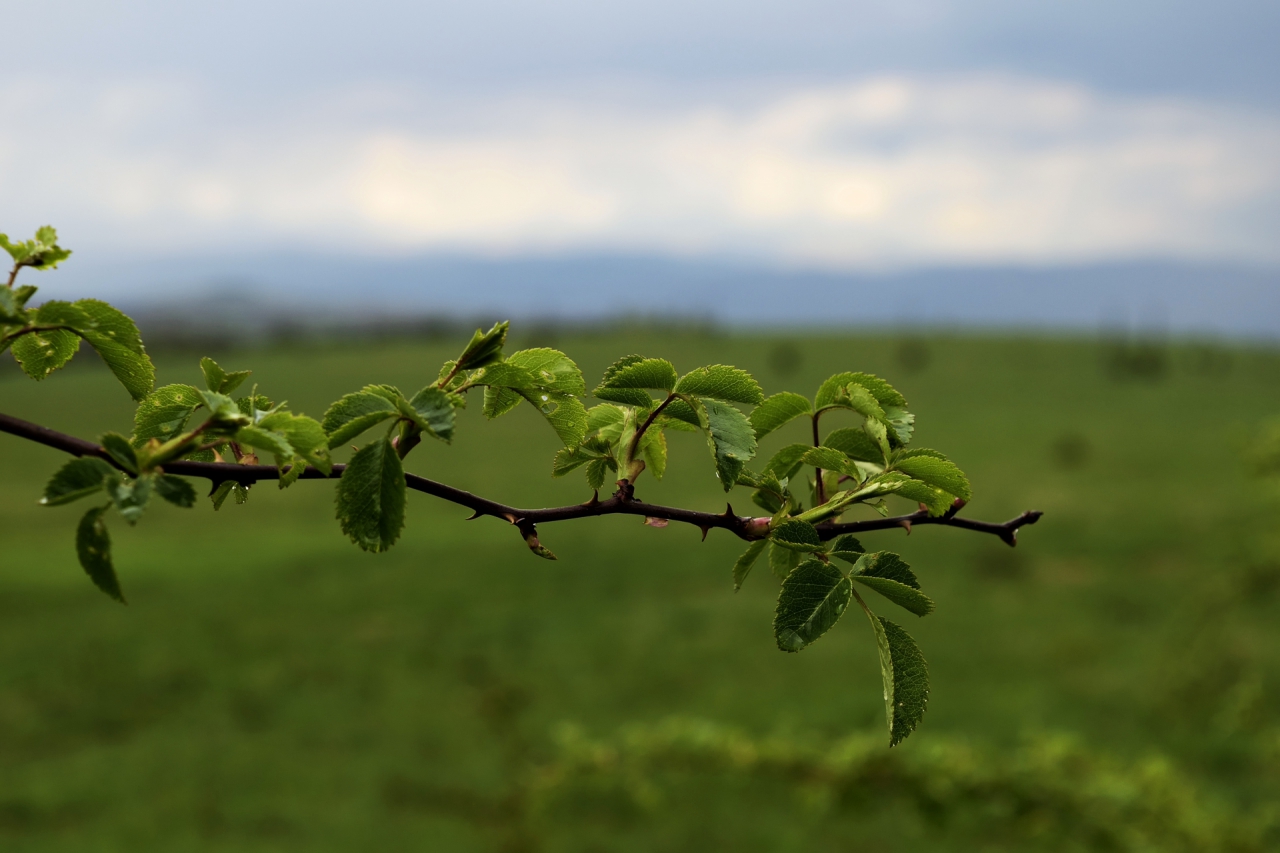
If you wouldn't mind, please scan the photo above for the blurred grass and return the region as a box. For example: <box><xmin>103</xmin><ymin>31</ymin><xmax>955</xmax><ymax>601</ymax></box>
<box><xmin>1</xmin><ymin>329</ymin><xmax>1279</xmax><ymax>851</ymax></box>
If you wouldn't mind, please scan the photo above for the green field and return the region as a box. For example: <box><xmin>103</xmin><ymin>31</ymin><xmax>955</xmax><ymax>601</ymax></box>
<box><xmin>2</xmin><ymin>329</ymin><xmax>1279</xmax><ymax>851</ymax></box>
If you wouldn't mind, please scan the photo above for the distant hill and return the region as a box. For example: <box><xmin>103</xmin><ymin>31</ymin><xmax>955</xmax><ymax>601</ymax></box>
<box><xmin>31</xmin><ymin>251</ymin><xmax>1280</xmax><ymax>340</ymax></box>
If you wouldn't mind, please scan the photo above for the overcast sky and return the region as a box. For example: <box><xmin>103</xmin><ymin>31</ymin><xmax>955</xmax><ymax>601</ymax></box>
<box><xmin>2</xmin><ymin>1</ymin><xmax>1278</xmax><ymax>274</ymax></box>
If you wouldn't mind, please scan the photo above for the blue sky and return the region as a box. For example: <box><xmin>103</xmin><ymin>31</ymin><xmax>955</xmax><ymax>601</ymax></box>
<box><xmin>2</xmin><ymin>1</ymin><xmax>1278</xmax><ymax>329</ymax></box>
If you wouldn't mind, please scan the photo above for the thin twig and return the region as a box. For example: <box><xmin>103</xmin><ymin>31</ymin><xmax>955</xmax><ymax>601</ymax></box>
<box><xmin>0</xmin><ymin>411</ymin><xmax>1041</xmax><ymax>545</ymax></box>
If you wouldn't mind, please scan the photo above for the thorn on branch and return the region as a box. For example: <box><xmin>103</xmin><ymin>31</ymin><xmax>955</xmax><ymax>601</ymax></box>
<box><xmin>582</xmin><ymin>490</ymin><xmax>601</xmax><ymax>509</ymax></box>
<box><xmin>699</xmin><ymin>526</ymin><xmax>711</xmax><ymax>542</ymax></box>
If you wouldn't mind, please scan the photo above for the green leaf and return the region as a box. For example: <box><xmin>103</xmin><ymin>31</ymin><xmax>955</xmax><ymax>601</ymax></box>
<box><xmin>484</xmin><ymin>347</ymin><xmax>589</xmax><ymax>419</ymax></box>
<box><xmin>674</xmin><ymin>365</ymin><xmax>764</xmax><ymax>405</ymax></box>
<box><xmin>454</xmin><ymin>321</ymin><xmax>509</xmax><ymax>370</ymax></box>
<box><xmin>200</xmin><ymin>356</ymin><xmax>251</xmax><ymax>395</ymax></box>
<box><xmin>539</xmin><ymin>395</ymin><xmax>589</xmax><ymax>447</ymax></box>
<box><xmin>893</xmin><ymin>448</ymin><xmax>950</xmax><ymax>463</ymax></box>
<box><xmin>0</xmin><ymin>286</ymin><xmax>24</xmax><ymax>322</ymax></box>
<box><xmin>597</xmin><ymin>354</ymin><xmax>644</xmax><ymax>384</ymax></box>
<box><xmin>763</xmin><ymin>443</ymin><xmax>812</xmax><ymax>480</ymax></box>
<box><xmin>592</xmin><ymin>355</ymin><xmax>656</xmax><ymax>407</ymax></box>
<box><xmin>891</xmin><ymin>478</ymin><xmax>955</xmax><ymax>516</ymax></box>
<box><xmin>834</xmin><ymin>381</ymin><xmax>886</xmax><ymax>422</ymax></box>
<box><xmin>361</xmin><ymin>384</ymin><xmax>403</xmax><ymax>405</ymax></box>
<box><xmin>770</xmin><ymin>518</ymin><xmax>824</xmax><ymax>552</ymax></box>
<box><xmin>154</xmin><ymin>474</ymin><xmax>196</xmax><ymax>507</ymax></box>
<box><xmin>235</xmin><ymin>424</ymin><xmax>295</xmax><ymax>463</ymax></box>
<box><xmin>853</xmin><ymin>552</ymin><xmax>934</xmax><ymax>617</ymax></box>
<box><xmin>77</xmin><ymin>506</ymin><xmax>124</xmax><ymax>603</ymax></box>
<box><xmin>200</xmin><ymin>356</ymin><xmax>226</xmax><ymax>392</ymax></box>
<box><xmin>99</xmin><ymin>433</ymin><xmax>138</xmax><ymax>474</ymax></box>
<box><xmin>774</xmin><ymin>558</ymin><xmax>852</xmax><ymax>652</ymax></box>
<box><xmin>816</xmin><ymin>371</ymin><xmax>906</xmax><ymax>410</ymax></box>
<box><xmin>12</xmin><ymin>285</ymin><xmax>37</xmax><ymax>309</ymax></box>
<box><xmin>702</xmin><ymin>399</ymin><xmax>757</xmax><ymax>491</ymax></box>
<box><xmin>133</xmin><ymin>384</ymin><xmax>204</xmax><ymax>445</ymax></box>
<box><xmin>750</xmin><ymin>470</ymin><xmax>788</xmax><ymax>514</ymax></box>
<box><xmin>2</xmin><ymin>226</ymin><xmax>72</xmax><ymax>270</ymax></box>
<box><xmin>596</xmin><ymin>357</ymin><xmax>677</xmax><ymax>392</ymax></box>
<box><xmin>586</xmin><ymin>404</ymin><xmax>627</xmax><ymax>433</ymax></box>
<box><xmin>70</xmin><ymin>300</ymin><xmax>155</xmax><ymax>400</ymax></box>
<box><xmin>823</xmin><ymin>427</ymin><xmax>886</xmax><ymax>464</ymax></box>
<box><xmin>553</xmin><ymin>443</ymin><xmax>602</xmax><ymax>477</ymax></box>
<box><xmin>0</xmin><ymin>232</ymin><xmax>21</xmax><ymax>262</ymax></box>
<box><xmin>732</xmin><ymin>540</ymin><xmax>768</xmax><ymax>591</ymax></box>
<box><xmin>11</xmin><ymin>328</ymin><xmax>79</xmax><ymax>380</ymax></box>
<box><xmin>41</xmin><ymin>457</ymin><xmax>117</xmax><ymax>506</ymax></box>
<box><xmin>654</xmin><ymin>397</ymin><xmax>697</xmax><ymax>428</ymax></box>
<box><xmin>257</xmin><ymin>412</ymin><xmax>333</xmax><ymax>474</ymax></box>
<box><xmin>403</xmin><ymin>386</ymin><xmax>456</xmax><ymax>442</ymax></box>
<box><xmin>829</xmin><ymin>535</ymin><xmax>865</xmax><ymax>563</ymax></box>
<box><xmin>883</xmin><ymin>405</ymin><xmax>915</xmax><ymax>445</ymax></box>
<box><xmin>197</xmin><ymin>389</ymin><xmax>248</xmax><ymax>425</ymax></box>
<box><xmin>864</xmin><ymin>418</ymin><xmax>892</xmax><ymax>463</ymax></box>
<box><xmin>506</xmin><ymin>348</ymin><xmax>586</xmax><ymax>396</ymax></box>
<box><xmin>335</xmin><ymin>439</ymin><xmax>406</xmax><ymax>553</ymax></box>
<box><xmin>107</xmin><ymin>474</ymin><xmax>153</xmax><ymax>525</ymax></box>
<box><xmin>770</xmin><ymin>542</ymin><xmax>801</xmax><ymax>580</ymax></box>
<box><xmin>750</xmin><ymin>392</ymin><xmax>812</xmax><ymax>439</ymax></box>
<box><xmin>801</xmin><ymin>446</ymin><xmax>859</xmax><ymax>477</ymax></box>
<box><xmin>861</xmin><ymin>608</ymin><xmax>930</xmax><ymax>746</ymax></box>
<box><xmin>641</xmin><ymin>428</ymin><xmax>667</xmax><ymax>480</ymax></box>
<box><xmin>595</xmin><ymin>387</ymin><xmax>656</xmax><ymax>407</ymax></box>
<box><xmin>893</xmin><ymin>455</ymin><xmax>972</xmax><ymax>502</ymax></box>
<box><xmin>322</xmin><ymin>391</ymin><xmax>399</xmax><ymax>448</ymax></box>
<box><xmin>210</xmin><ymin>481</ymin><xmax>248</xmax><ymax>510</ymax></box>
<box><xmin>278</xmin><ymin>458</ymin><xmax>308</xmax><ymax>489</ymax></box>
<box><xmin>471</xmin><ymin>360</ymin><xmax>535</xmax><ymax>390</ymax></box>
<box><xmin>854</xmin><ymin>551</ymin><xmax>922</xmax><ymax>588</ymax></box>
<box><xmin>585</xmin><ymin>457</ymin><xmax>615</xmax><ymax>490</ymax></box>
<box><xmin>482</xmin><ymin>384</ymin><xmax>523</xmax><ymax>419</ymax></box>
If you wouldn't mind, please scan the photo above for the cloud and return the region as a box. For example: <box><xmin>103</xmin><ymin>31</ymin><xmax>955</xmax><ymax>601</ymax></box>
<box><xmin>2</xmin><ymin>74</ymin><xmax>1278</xmax><ymax>268</ymax></box>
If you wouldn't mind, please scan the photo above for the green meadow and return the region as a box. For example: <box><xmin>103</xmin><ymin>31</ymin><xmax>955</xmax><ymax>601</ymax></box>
<box><xmin>2</xmin><ymin>328</ymin><xmax>1279</xmax><ymax>851</ymax></box>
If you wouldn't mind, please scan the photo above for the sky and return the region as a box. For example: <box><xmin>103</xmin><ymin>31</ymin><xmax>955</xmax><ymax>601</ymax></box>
<box><xmin>1</xmin><ymin>1</ymin><xmax>1278</xmax><ymax>330</ymax></box>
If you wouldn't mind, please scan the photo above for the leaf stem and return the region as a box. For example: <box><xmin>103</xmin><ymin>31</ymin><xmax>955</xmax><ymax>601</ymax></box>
<box><xmin>626</xmin><ymin>393</ymin><xmax>676</xmax><ymax>472</ymax></box>
<box><xmin>811</xmin><ymin>413</ymin><xmax>827</xmax><ymax>506</ymax></box>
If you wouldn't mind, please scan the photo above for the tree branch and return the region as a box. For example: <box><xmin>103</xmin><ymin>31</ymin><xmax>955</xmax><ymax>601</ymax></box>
<box><xmin>0</xmin><ymin>411</ymin><xmax>1041</xmax><ymax>546</ymax></box>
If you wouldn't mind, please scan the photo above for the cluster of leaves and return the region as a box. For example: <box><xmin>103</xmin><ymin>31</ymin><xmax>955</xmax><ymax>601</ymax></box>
<box><xmin>7</xmin><ymin>225</ymin><xmax>983</xmax><ymax>747</ymax></box>
<box><xmin>553</xmin><ymin>356</ymin><xmax>969</xmax><ymax>743</ymax></box>
<box><xmin>323</xmin><ymin>321</ymin><xmax>591</xmax><ymax>553</ymax></box>
<box><xmin>41</xmin><ymin>356</ymin><xmax>332</xmax><ymax>601</ymax></box>
<box><xmin>1</xmin><ymin>226</ymin><xmax>154</xmax><ymax>399</ymax></box>
<box><xmin>530</xmin><ymin>718</ymin><xmax>1273</xmax><ymax>852</ymax></box>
